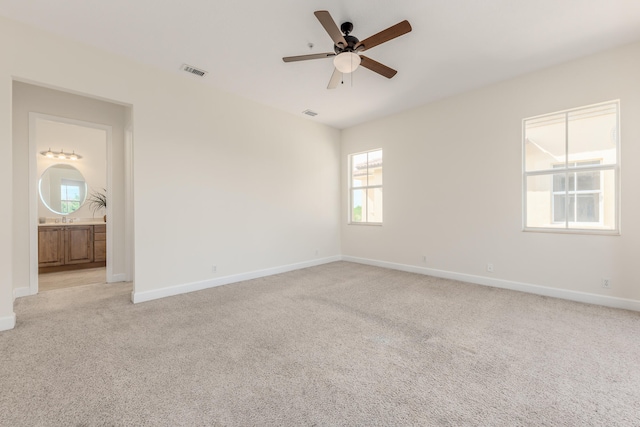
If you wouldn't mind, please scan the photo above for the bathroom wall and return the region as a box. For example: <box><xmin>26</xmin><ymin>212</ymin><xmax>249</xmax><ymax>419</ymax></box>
<box><xmin>35</xmin><ymin>117</ymin><xmax>107</xmax><ymax>220</ymax></box>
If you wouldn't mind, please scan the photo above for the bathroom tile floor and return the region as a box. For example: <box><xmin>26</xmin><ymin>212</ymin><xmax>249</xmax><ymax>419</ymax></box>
<box><xmin>38</xmin><ymin>267</ymin><xmax>106</xmax><ymax>292</ymax></box>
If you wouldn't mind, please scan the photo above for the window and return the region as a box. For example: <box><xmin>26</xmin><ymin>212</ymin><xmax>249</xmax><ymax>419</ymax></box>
<box><xmin>60</xmin><ymin>179</ymin><xmax>83</xmax><ymax>214</ymax></box>
<box><xmin>349</xmin><ymin>149</ymin><xmax>382</xmax><ymax>224</ymax></box>
<box><xmin>523</xmin><ymin>101</ymin><xmax>619</xmax><ymax>233</ymax></box>
<box><xmin>552</xmin><ymin>160</ymin><xmax>602</xmax><ymax>224</ymax></box>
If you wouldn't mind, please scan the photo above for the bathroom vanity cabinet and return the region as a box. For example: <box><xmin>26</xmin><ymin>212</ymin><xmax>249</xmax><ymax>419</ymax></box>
<box><xmin>38</xmin><ymin>224</ymin><xmax>106</xmax><ymax>273</ymax></box>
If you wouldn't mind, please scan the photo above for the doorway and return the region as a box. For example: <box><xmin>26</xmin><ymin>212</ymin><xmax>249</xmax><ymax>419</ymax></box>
<box><xmin>31</xmin><ymin>114</ymin><xmax>110</xmax><ymax>292</ymax></box>
<box><xmin>12</xmin><ymin>81</ymin><xmax>133</xmax><ymax>298</ymax></box>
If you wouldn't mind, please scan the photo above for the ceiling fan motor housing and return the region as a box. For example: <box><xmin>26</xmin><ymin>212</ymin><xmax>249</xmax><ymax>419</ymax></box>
<box><xmin>334</xmin><ymin>24</ymin><xmax>360</xmax><ymax>54</ymax></box>
<box><xmin>340</xmin><ymin>21</ymin><xmax>353</xmax><ymax>35</ymax></box>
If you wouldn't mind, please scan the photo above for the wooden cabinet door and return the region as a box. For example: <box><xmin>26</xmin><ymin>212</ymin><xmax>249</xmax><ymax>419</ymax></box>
<box><xmin>38</xmin><ymin>227</ymin><xmax>65</xmax><ymax>267</ymax></box>
<box><xmin>65</xmin><ymin>226</ymin><xmax>94</xmax><ymax>265</ymax></box>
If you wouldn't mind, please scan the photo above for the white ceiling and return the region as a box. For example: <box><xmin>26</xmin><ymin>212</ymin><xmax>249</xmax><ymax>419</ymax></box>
<box><xmin>2</xmin><ymin>0</ymin><xmax>640</xmax><ymax>129</ymax></box>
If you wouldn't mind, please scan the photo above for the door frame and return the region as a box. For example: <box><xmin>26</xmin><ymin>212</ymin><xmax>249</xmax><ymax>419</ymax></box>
<box><xmin>29</xmin><ymin>112</ymin><xmax>114</xmax><ymax>294</ymax></box>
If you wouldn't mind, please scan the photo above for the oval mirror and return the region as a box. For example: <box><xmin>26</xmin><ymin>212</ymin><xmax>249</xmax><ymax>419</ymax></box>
<box><xmin>39</xmin><ymin>164</ymin><xmax>88</xmax><ymax>215</ymax></box>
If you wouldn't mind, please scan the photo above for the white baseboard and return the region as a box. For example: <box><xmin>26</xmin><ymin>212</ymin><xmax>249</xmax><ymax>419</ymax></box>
<box><xmin>131</xmin><ymin>255</ymin><xmax>342</xmax><ymax>304</ymax></box>
<box><xmin>342</xmin><ymin>256</ymin><xmax>640</xmax><ymax>312</ymax></box>
<box><xmin>0</xmin><ymin>313</ymin><xmax>16</xmax><ymax>331</ymax></box>
<box><xmin>13</xmin><ymin>286</ymin><xmax>32</xmax><ymax>300</ymax></box>
<box><xmin>109</xmin><ymin>273</ymin><xmax>126</xmax><ymax>283</ymax></box>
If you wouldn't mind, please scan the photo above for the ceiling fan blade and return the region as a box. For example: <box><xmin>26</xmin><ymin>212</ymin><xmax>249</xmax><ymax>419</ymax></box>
<box><xmin>282</xmin><ymin>53</ymin><xmax>336</xmax><ymax>62</ymax></box>
<box><xmin>314</xmin><ymin>10</ymin><xmax>348</xmax><ymax>48</ymax></box>
<box><xmin>360</xmin><ymin>56</ymin><xmax>398</xmax><ymax>79</ymax></box>
<box><xmin>327</xmin><ymin>68</ymin><xmax>342</xmax><ymax>89</ymax></box>
<box><xmin>355</xmin><ymin>20</ymin><xmax>412</xmax><ymax>52</ymax></box>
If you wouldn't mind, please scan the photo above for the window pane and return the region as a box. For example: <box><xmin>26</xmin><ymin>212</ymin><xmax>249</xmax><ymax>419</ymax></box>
<box><xmin>351</xmin><ymin>153</ymin><xmax>368</xmax><ymax>188</ymax></box>
<box><xmin>568</xmin><ymin>169</ymin><xmax>615</xmax><ymax>230</ymax></box>
<box><xmin>526</xmin><ymin>174</ymin><xmax>564</xmax><ymax>228</ymax></box>
<box><xmin>576</xmin><ymin>170</ymin><xmax>600</xmax><ymax>191</ymax></box>
<box><xmin>567</xmin><ymin>195</ymin><xmax>576</xmax><ymax>222</ymax></box>
<box><xmin>568</xmin><ymin>103</ymin><xmax>617</xmax><ymax>165</ymax></box>
<box><xmin>62</xmin><ymin>185</ymin><xmax>81</xmax><ymax>201</ymax></box>
<box><xmin>367</xmin><ymin>188</ymin><xmax>382</xmax><ymax>223</ymax></box>
<box><xmin>576</xmin><ymin>194</ymin><xmax>599</xmax><ymax>222</ymax></box>
<box><xmin>524</xmin><ymin>113</ymin><xmax>566</xmax><ymax>172</ymax></box>
<box><xmin>553</xmin><ymin>195</ymin><xmax>566</xmax><ymax>223</ymax></box>
<box><xmin>351</xmin><ymin>189</ymin><xmax>366</xmax><ymax>222</ymax></box>
<box><xmin>367</xmin><ymin>150</ymin><xmax>383</xmax><ymax>186</ymax></box>
<box><xmin>568</xmin><ymin>173</ymin><xmax>575</xmax><ymax>191</ymax></box>
<box><xmin>553</xmin><ymin>173</ymin><xmax>566</xmax><ymax>192</ymax></box>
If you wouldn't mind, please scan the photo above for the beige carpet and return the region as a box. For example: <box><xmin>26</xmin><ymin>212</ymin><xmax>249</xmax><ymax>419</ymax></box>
<box><xmin>1</xmin><ymin>261</ymin><xmax>639</xmax><ymax>426</ymax></box>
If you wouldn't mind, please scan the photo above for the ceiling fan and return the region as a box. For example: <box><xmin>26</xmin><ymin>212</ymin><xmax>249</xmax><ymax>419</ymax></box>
<box><xmin>283</xmin><ymin>10</ymin><xmax>412</xmax><ymax>89</ymax></box>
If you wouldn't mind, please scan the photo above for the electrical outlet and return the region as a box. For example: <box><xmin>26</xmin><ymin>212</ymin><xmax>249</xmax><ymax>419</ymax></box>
<box><xmin>212</xmin><ymin>265</ymin><xmax>217</xmax><ymax>273</ymax></box>
<box><xmin>315</xmin><ymin>249</ymin><xmax>319</xmax><ymax>256</ymax></box>
<box><xmin>422</xmin><ymin>255</ymin><xmax>427</xmax><ymax>263</ymax></box>
<box><xmin>487</xmin><ymin>263</ymin><xmax>494</xmax><ymax>273</ymax></box>
<box><xmin>601</xmin><ymin>278</ymin><xmax>611</xmax><ymax>289</ymax></box>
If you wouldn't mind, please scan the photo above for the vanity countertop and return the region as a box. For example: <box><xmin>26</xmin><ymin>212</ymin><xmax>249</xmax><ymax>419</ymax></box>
<box><xmin>39</xmin><ymin>221</ymin><xmax>106</xmax><ymax>227</ymax></box>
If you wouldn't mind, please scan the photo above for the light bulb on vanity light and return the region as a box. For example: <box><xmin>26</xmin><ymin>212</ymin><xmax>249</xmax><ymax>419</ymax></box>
<box><xmin>39</xmin><ymin>148</ymin><xmax>83</xmax><ymax>160</ymax></box>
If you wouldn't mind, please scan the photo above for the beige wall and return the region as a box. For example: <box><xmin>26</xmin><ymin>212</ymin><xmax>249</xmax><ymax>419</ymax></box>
<box><xmin>0</xmin><ymin>15</ymin><xmax>341</xmax><ymax>327</ymax></box>
<box><xmin>341</xmin><ymin>41</ymin><xmax>640</xmax><ymax>301</ymax></box>
<box><xmin>2</xmin><ymin>14</ymin><xmax>638</xmax><ymax>330</ymax></box>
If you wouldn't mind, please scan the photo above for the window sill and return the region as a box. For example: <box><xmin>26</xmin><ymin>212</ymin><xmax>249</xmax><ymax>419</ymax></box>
<box><xmin>523</xmin><ymin>227</ymin><xmax>620</xmax><ymax>236</ymax></box>
<box><xmin>348</xmin><ymin>222</ymin><xmax>383</xmax><ymax>226</ymax></box>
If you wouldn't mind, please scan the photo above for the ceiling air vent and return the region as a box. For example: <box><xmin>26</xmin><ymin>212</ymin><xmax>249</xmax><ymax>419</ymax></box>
<box><xmin>182</xmin><ymin>64</ymin><xmax>207</xmax><ymax>77</ymax></box>
<box><xmin>302</xmin><ymin>109</ymin><xmax>318</xmax><ymax>117</ymax></box>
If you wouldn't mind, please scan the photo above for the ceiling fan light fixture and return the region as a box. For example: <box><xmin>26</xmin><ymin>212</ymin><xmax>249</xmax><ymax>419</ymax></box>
<box><xmin>333</xmin><ymin>52</ymin><xmax>361</xmax><ymax>74</ymax></box>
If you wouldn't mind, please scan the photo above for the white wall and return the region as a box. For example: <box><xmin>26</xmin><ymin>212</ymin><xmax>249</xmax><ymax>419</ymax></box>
<box><xmin>341</xmin><ymin>41</ymin><xmax>640</xmax><ymax>303</ymax></box>
<box><xmin>12</xmin><ymin>81</ymin><xmax>126</xmax><ymax>293</ymax></box>
<box><xmin>0</xmin><ymin>26</ymin><xmax>14</xmax><ymax>330</ymax></box>
<box><xmin>1</xmin><ymin>15</ymin><xmax>341</xmax><ymax>328</ymax></box>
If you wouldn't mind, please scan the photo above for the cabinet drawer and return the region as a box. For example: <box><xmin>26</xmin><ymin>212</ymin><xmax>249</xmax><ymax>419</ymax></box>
<box><xmin>94</xmin><ymin>232</ymin><xmax>106</xmax><ymax>241</ymax></box>
<box><xmin>94</xmin><ymin>240</ymin><xmax>106</xmax><ymax>262</ymax></box>
<box><xmin>94</xmin><ymin>225</ymin><xmax>106</xmax><ymax>233</ymax></box>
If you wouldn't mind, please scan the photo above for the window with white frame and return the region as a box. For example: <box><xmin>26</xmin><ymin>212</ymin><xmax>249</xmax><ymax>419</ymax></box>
<box><xmin>60</xmin><ymin>179</ymin><xmax>83</xmax><ymax>214</ymax></box>
<box><xmin>349</xmin><ymin>149</ymin><xmax>382</xmax><ymax>224</ymax></box>
<box><xmin>523</xmin><ymin>101</ymin><xmax>619</xmax><ymax>233</ymax></box>
<box><xmin>552</xmin><ymin>160</ymin><xmax>602</xmax><ymax>224</ymax></box>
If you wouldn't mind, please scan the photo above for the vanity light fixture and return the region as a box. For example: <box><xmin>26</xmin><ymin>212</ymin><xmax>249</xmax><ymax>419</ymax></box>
<box><xmin>40</xmin><ymin>148</ymin><xmax>82</xmax><ymax>160</ymax></box>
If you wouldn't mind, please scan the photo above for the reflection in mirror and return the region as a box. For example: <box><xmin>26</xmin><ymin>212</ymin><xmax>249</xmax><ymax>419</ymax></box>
<box><xmin>39</xmin><ymin>164</ymin><xmax>88</xmax><ymax>215</ymax></box>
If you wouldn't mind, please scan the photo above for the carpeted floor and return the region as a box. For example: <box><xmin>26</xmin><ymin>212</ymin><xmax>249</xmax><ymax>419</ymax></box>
<box><xmin>1</xmin><ymin>261</ymin><xmax>639</xmax><ymax>426</ymax></box>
